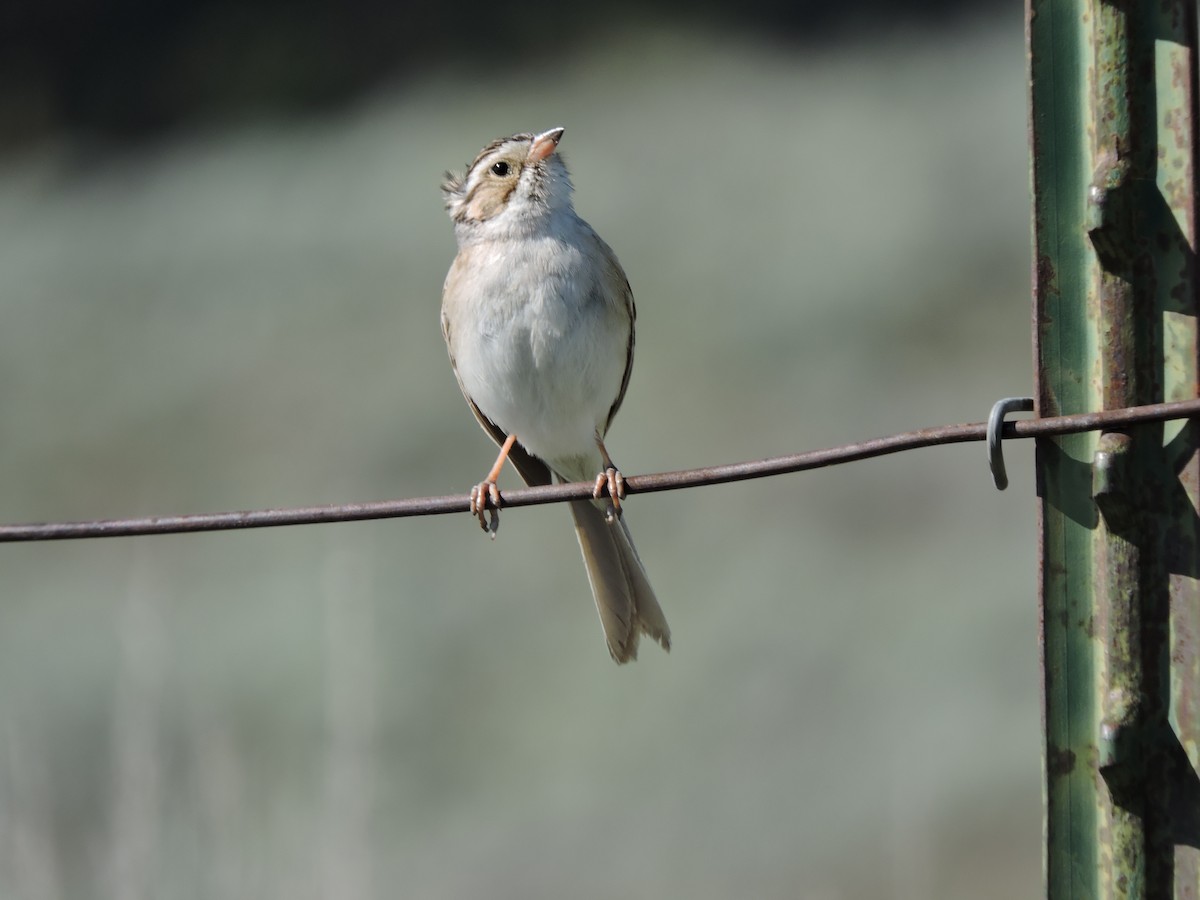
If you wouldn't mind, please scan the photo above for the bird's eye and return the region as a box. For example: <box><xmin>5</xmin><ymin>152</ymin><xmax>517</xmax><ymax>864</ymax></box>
<box><xmin>490</xmin><ymin>161</ymin><xmax>510</xmax><ymax>176</ymax></box>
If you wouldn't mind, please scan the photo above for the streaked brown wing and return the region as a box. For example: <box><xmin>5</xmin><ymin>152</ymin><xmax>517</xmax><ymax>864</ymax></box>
<box><xmin>599</xmin><ymin>244</ymin><xmax>636</xmax><ymax>436</ymax></box>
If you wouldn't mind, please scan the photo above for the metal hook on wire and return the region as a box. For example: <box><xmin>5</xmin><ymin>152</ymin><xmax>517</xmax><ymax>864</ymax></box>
<box><xmin>988</xmin><ymin>397</ymin><xmax>1035</xmax><ymax>490</ymax></box>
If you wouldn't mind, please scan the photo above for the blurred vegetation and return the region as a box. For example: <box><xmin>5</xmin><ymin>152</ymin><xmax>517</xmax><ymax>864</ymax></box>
<box><xmin>0</xmin><ymin>0</ymin><xmax>1007</xmax><ymax>150</ymax></box>
<box><xmin>0</xmin><ymin>12</ymin><xmax>1038</xmax><ymax>900</ymax></box>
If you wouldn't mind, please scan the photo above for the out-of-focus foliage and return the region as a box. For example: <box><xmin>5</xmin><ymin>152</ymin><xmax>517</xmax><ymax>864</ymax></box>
<box><xmin>1</xmin><ymin>0</ymin><xmax>1006</xmax><ymax>150</ymax></box>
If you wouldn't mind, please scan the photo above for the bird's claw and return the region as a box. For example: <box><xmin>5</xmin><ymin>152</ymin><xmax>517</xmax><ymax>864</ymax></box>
<box><xmin>469</xmin><ymin>480</ymin><xmax>501</xmax><ymax>537</ymax></box>
<box><xmin>593</xmin><ymin>467</ymin><xmax>626</xmax><ymax>524</ymax></box>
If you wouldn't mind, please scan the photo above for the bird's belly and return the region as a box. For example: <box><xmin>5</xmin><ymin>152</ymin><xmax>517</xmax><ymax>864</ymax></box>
<box><xmin>455</xmin><ymin>291</ymin><xmax>626</xmax><ymax>469</ymax></box>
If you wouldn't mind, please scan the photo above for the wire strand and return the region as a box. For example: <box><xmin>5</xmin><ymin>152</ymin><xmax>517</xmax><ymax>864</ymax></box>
<box><xmin>3</xmin><ymin>397</ymin><xmax>1199</xmax><ymax>543</ymax></box>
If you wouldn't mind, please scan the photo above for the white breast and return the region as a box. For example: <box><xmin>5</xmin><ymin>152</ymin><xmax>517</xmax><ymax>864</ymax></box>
<box><xmin>446</xmin><ymin>222</ymin><xmax>630</xmax><ymax>479</ymax></box>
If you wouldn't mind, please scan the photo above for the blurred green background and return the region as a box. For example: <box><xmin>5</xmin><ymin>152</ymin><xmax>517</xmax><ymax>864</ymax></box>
<box><xmin>0</xmin><ymin>6</ymin><xmax>1040</xmax><ymax>899</ymax></box>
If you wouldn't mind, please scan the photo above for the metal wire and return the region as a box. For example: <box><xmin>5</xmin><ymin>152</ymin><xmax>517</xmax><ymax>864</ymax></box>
<box><xmin>3</xmin><ymin>397</ymin><xmax>1199</xmax><ymax>543</ymax></box>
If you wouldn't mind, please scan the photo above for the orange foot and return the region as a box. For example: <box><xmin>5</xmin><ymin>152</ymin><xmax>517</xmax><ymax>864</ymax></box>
<box><xmin>469</xmin><ymin>433</ymin><xmax>517</xmax><ymax>537</ymax></box>
<box><xmin>469</xmin><ymin>479</ymin><xmax>501</xmax><ymax>536</ymax></box>
<box><xmin>593</xmin><ymin>466</ymin><xmax>626</xmax><ymax>524</ymax></box>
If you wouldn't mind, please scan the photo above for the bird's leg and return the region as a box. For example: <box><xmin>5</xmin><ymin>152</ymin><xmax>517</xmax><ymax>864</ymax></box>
<box><xmin>592</xmin><ymin>437</ymin><xmax>626</xmax><ymax>524</ymax></box>
<box><xmin>471</xmin><ymin>433</ymin><xmax>516</xmax><ymax>537</ymax></box>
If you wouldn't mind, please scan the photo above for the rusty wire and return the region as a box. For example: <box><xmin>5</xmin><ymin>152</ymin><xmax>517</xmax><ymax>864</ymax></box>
<box><xmin>2</xmin><ymin>397</ymin><xmax>1199</xmax><ymax>543</ymax></box>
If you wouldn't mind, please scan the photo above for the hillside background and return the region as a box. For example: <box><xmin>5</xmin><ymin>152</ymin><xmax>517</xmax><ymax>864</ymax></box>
<box><xmin>0</xmin><ymin>5</ymin><xmax>1039</xmax><ymax>898</ymax></box>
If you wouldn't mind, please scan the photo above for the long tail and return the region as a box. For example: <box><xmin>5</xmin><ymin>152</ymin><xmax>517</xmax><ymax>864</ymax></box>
<box><xmin>568</xmin><ymin>500</ymin><xmax>671</xmax><ymax>663</ymax></box>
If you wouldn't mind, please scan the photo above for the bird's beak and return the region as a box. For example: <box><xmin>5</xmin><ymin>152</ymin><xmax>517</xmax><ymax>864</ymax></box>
<box><xmin>528</xmin><ymin>127</ymin><xmax>565</xmax><ymax>162</ymax></box>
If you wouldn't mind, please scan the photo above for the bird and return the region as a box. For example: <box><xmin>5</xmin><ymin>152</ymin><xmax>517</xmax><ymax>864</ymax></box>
<box><xmin>439</xmin><ymin>126</ymin><xmax>670</xmax><ymax>663</ymax></box>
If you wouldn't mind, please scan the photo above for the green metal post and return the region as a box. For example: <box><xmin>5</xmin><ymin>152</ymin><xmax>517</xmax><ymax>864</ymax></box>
<box><xmin>1029</xmin><ymin>0</ymin><xmax>1200</xmax><ymax>896</ymax></box>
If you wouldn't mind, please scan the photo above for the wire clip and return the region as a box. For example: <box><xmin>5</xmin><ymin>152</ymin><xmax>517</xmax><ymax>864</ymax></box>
<box><xmin>988</xmin><ymin>397</ymin><xmax>1035</xmax><ymax>490</ymax></box>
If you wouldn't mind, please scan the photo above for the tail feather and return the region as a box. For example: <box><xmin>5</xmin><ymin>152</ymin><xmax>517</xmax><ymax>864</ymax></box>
<box><xmin>569</xmin><ymin>500</ymin><xmax>671</xmax><ymax>663</ymax></box>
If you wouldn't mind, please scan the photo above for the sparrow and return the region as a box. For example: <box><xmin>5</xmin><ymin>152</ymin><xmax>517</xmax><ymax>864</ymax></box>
<box><xmin>440</xmin><ymin>127</ymin><xmax>670</xmax><ymax>663</ymax></box>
